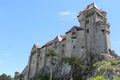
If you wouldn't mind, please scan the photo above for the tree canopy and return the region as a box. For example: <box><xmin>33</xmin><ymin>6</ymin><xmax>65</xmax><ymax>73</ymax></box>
<box><xmin>0</xmin><ymin>73</ymin><xmax>12</xmax><ymax>80</ymax></box>
<box><xmin>46</xmin><ymin>49</ymin><xmax>58</xmax><ymax>65</ymax></box>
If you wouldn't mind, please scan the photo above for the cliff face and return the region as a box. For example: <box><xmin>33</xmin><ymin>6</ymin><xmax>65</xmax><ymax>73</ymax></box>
<box><xmin>33</xmin><ymin>52</ymin><xmax>120</xmax><ymax>80</ymax></box>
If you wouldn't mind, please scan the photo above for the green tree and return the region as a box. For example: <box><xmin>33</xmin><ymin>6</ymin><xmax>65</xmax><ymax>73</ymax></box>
<box><xmin>47</xmin><ymin>49</ymin><xmax>58</xmax><ymax>65</ymax></box>
<box><xmin>46</xmin><ymin>49</ymin><xmax>58</xmax><ymax>80</ymax></box>
<box><xmin>87</xmin><ymin>76</ymin><xmax>107</xmax><ymax>80</ymax></box>
<box><xmin>0</xmin><ymin>73</ymin><xmax>12</xmax><ymax>80</ymax></box>
<box><xmin>62</xmin><ymin>55</ymin><xmax>83</xmax><ymax>80</ymax></box>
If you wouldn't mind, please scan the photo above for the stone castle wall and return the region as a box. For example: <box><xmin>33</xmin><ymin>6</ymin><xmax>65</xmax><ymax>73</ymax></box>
<box><xmin>14</xmin><ymin>3</ymin><xmax>112</xmax><ymax>80</ymax></box>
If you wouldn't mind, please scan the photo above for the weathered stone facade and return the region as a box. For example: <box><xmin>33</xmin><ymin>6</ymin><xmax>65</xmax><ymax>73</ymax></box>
<box><xmin>15</xmin><ymin>3</ymin><xmax>112</xmax><ymax>80</ymax></box>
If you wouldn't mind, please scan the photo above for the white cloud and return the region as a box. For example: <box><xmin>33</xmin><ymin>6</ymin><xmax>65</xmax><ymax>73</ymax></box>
<box><xmin>0</xmin><ymin>50</ymin><xmax>10</xmax><ymax>57</ymax></box>
<box><xmin>59</xmin><ymin>11</ymin><xmax>72</xmax><ymax>16</ymax></box>
<box><xmin>59</xmin><ymin>11</ymin><xmax>78</xmax><ymax>22</ymax></box>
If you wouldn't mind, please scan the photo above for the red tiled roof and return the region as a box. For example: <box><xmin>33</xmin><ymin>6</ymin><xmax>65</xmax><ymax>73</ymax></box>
<box><xmin>62</xmin><ymin>35</ymin><xmax>66</xmax><ymax>41</ymax></box>
<box><xmin>84</xmin><ymin>3</ymin><xmax>98</xmax><ymax>11</ymax></box>
<box><xmin>84</xmin><ymin>3</ymin><xmax>105</xmax><ymax>13</ymax></box>
<box><xmin>41</xmin><ymin>36</ymin><xmax>63</xmax><ymax>48</ymax></box>
<box><xmin>42</xmin><ymin>40</ymin><xmax>53</xmax><ymax>48</ymax></box>
<box><xmin>62</xmin><ymin>37</ymin><xmax>66</xmax><ymax>41</ymax></box>
<box><xmin>66</xmin><ymin>26</ymin><xmax>84</xmax><ymax>34</ymax></box>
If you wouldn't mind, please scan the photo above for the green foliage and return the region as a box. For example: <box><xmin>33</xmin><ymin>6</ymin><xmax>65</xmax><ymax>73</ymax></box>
<box><xmin>46</xmin><ymin>49</ymin><xmax>58</xmax><ymax>65</ymax></box>
<box><xmin>93</xmin><ymin>60</ymin><xmax>107</xmax><ymax>68</ymax></box>
<box><xmin>62</xmin><ymin>56</ymin><xmax>70</xmax><ymax>63</ymax></box>
<box><xmin>62</xmin><ymin>55</ymin><xmax>84</xmax><ymax>80</ymax></box>
<box><xmin>87</xmin><ymin>76</ymin><xmax>107</xmax><ymax>80</ymax></box>
<box><xmin>111</xmin><ymin>60</ymin><xmax>118</xmax><ymax>65</ymax></box>
<box><xmin>92</xmin><ymin>59</ymin><xmax>120</xmax><ymax>78</ymax></box>
<box><xmin>62</xmin><ymin>55</ymin><xmax>82</xmax><ymax>66</ymax></box>
<box><xmin>114</xmin><ymin>76</ymin><xmax>120</xmax><ymax>80</ymax></box>
<box><xmin>46</xmin><ymin>50</ymin><xmax>58</xmax><ymax>57</ymax></box>
<box><xmin>92</xmin><ymin>60</ymin><xmax>115</xmax><ymax>75</ymax></box>
<box><xmin>0</xmin><ymin>73</ymin><xmax>12</xmax><ymax>80</ymax></box>
<box><xmin>110</xmin><ymin>60</ymin><xmax>120</xmax><ymax>65</ymax></box>
<box><xmin>32</xmin><ymin>73</ymin><xmax>49</xmax><ymax>80</ymax></box>
<box><xmin>91</xmin><ymin>57</ymin><xmax>120</xmax><ymax>80</ymax></box>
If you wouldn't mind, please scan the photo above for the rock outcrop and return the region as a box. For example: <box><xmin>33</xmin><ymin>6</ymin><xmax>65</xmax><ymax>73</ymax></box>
<box><xmin>34</xmin><ymin>52</ymin><xmax>120</xmax><ymax>80</ymax></box>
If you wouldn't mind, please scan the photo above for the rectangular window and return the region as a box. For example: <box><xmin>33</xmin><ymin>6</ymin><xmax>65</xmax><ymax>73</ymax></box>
<box><xmin>73</xmin><ymin>46</ymin><xmax>75</xmax><ymax>49</ymax></box>
<box><xmin>71</xmin><ymin>37</ymin><xmax>76</xmax><ymax>39</ymax></box>
<box><xmin>62</xmin><ymin>44</ymin><xmax>65</xmax><ymax>47</ymax></box>
<box><xmin>72</xmin><ymin>32</ymin><xmax>76</xmax><ymax>35</ymax></box>
<box><xmin>87</xmin><ymin>29</ymin><xmax>89</xmax><ymax>33</ymax></box>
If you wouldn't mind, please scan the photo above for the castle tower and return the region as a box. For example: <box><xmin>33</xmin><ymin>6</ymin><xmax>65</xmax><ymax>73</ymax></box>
<box><xmin>77</xmin><ymin>3</ymin><xmax>111</xmax><ymax>54</ymax></box>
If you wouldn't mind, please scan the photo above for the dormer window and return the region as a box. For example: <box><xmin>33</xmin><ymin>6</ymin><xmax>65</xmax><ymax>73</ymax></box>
<box><xmin>72</xmin><ymin>32</ymin><xmax>76</xmax><ymax>35</ymax></box>
<box><xmin>71</xmin><ymin>28</ymin><xmax>77</xmax><ymax>39</ymax></box>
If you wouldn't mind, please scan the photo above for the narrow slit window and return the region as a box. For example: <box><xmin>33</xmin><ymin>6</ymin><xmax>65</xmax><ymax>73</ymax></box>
<box><xmin>87</xmin><ymin>29</ymin><xmax>89</xmax><ymax>33</ymax></box>
<box><xmin>73</xmin><ymin>46</ymin><xmax>75</xmax><ymax>49</ymax></box>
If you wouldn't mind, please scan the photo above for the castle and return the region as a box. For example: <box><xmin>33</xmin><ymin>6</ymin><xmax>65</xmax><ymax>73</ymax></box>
<box><xmin>14</xmin><ymin>3</ymin><xmax>111</xmax><ymax>80</ymax></box>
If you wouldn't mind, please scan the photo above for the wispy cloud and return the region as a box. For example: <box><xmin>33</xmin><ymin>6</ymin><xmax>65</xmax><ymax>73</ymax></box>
<box><xmin>0</xmin><ymin>49</ymin><xmax>10</xmax><ymax>57</ymax></box>
<box><xmin>59</xmin><ymin>11</ymin><xmax>78</xmax><ymax>22</ymax></box>
<box><xmin>59</xmin><ymin>11</ymin><xmax>72</xmax><ymax>16</ymax></box>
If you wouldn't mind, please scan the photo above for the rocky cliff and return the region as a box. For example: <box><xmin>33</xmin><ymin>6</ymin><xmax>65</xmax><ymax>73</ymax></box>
<box><xmin>32</xmin><ymin>51</ymin><xmax>120</xmax><ymax>80</ymax></box>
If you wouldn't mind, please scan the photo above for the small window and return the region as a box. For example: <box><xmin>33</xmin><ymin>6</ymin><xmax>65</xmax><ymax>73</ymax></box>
<box><xmin>62</xmin><ymin>44</ymin><xmax>65</xmax><ymax>47</ymax></box>
<box><xmin>72</xmin><ymin>40</ymin><xmax>73</xmax><ymax>42</ymax></box>
<box><xmin>71</xmin><ymin>37</ymin><xmax>76</xmax><ymax>39</ymax></box>
<box><xmin>55</xmin><ymin>41</ymin><xmax>57</xmax><ymax>44</ymax></box>
<box><xmin>101</xmin><ymin>30</ymin><xmax>105</xmax><ymax>34</ymax></box>
<box><xmin>101</xmin><ymin>30</ymin><xmax>104</xmax><ymax>32</ymax></box>
<box><xmin>72</xmin><ymin>32</ymin><xmax>76</xmax><ymax>35</ymax></box>
<box><xmin>73</xmin><ymin>46</ymin><xmax>75</xmax><ymax>49</ymax></box>
<box><xmin>87</xmin><ymin>29</ymin><xmax>89</xmax><ymax>33</ymax></box>
<box><xmin>109</xmin><ymin>49</ymin><xmax>111</xmax><ymax>52</ymax></box>
<box><xmin>62</xmin><ymin>50</ymin><xmax>64</xmax><ymax>53</ymax></box>
<box><xmin>81</xmin><ymin>46</ymin><xmax>84</xmax><ymax>49</ymax></box>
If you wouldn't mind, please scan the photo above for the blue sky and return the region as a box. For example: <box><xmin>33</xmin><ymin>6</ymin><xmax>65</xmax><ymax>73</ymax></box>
<box><xmin>0</xmin><ymin>0</ymin><xmax>120</xmax><ymax>77</ymax></box>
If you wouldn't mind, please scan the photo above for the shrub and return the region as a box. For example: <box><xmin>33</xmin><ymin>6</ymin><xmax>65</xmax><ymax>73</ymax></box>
<box><xmin>111</xmin><ymin>60</ymin><xmax>118</xmax><ymax>65</ymax></box>
<box><xmin>87</xmin><ymin>76</ymin><xmax>107</xmax><ymax>80</ymax></box>
<box><xmin>114</xmin><ymin>76</ymin><xmax>120</xmax><ymax>80</ymax></box>
<box><xmin>32</xmin><ymin>73</ymin><xmax>49</xmax><ymax>80</ymax></box>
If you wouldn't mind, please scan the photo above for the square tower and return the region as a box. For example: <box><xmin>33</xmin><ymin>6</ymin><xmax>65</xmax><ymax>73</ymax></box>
<box><xmin>77</xmin><ymin>3</ymin><xmax>111</xmax><ymax>54</ymax></box>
